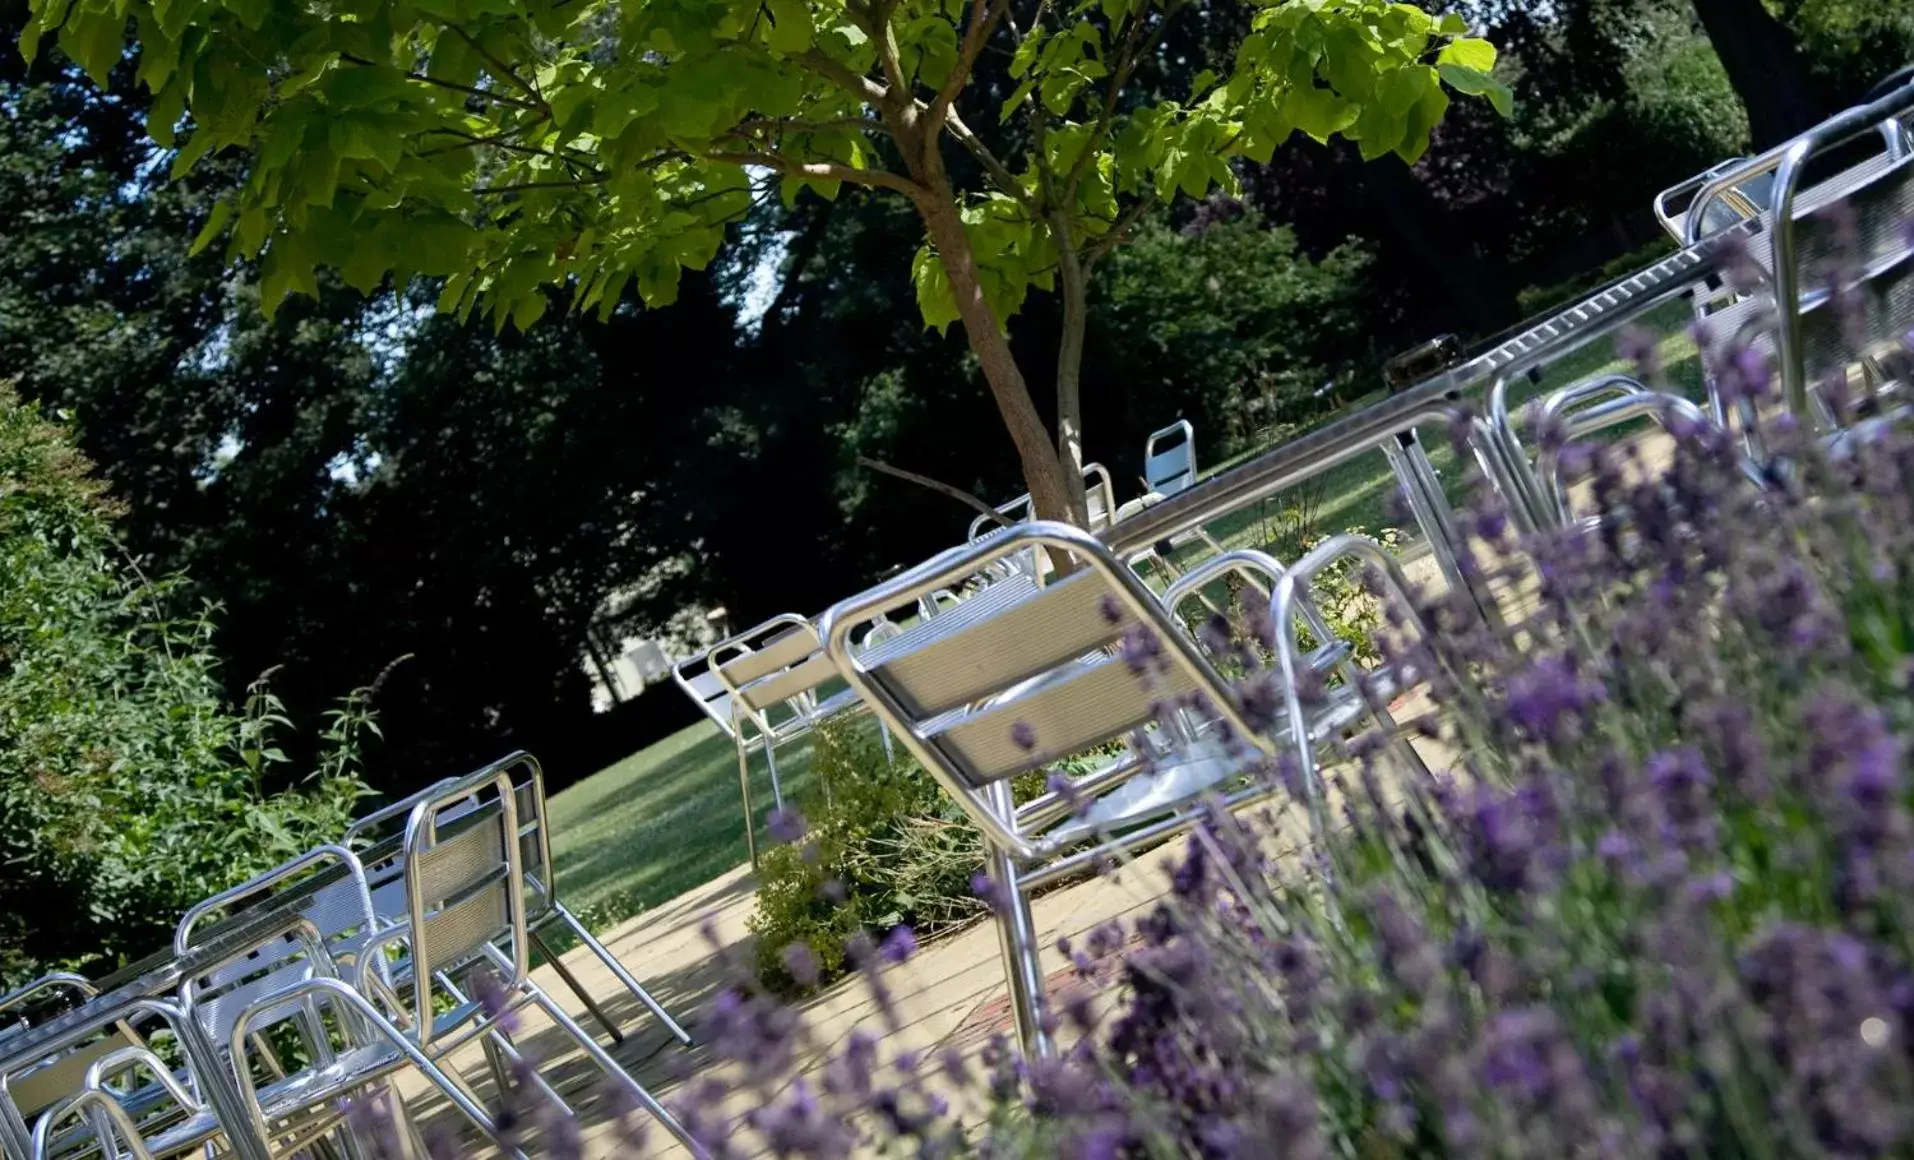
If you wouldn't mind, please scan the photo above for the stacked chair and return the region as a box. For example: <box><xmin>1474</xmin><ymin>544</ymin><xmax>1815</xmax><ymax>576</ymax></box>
<box><xmin>0</xmin><ymin>757</ymin><xmax>703</xmax><ymax>1160</ymax></box>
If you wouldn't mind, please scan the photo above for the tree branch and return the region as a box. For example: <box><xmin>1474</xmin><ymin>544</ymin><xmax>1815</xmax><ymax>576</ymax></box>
<box><xmin>339</xmin><ymin>53</ymin><xmax>541</xmax><ymax>111</ymax></box>
<box><xmin>856</xmin><ymin>457</ymin><xmax>1014</xmax><ymax>526</ymax></box>
<box><xmin>926</xmin><ymin>0</ymin><xmax>1012</xmax><ymax>132</ymax></box>
<box><xmin>1083</xmin><ymin>194</ymin><xmax>1155</xmax><ymax>269</ymax></box>
<box><xmin>443</xmin><ymin>24</ymin><xmax>553</xmax><ymax>117</ymax></box>
<box><xmin>943</xmin><ymin>108</ymin><xmax>1037</xmax><ymax>212</ymax></box>
<box><xmin>705</xmin><ymin>150</ymin><xmax>925</xmax><ymax>199</ymax></box>
<box><xmin>869</xmin><ymin>3</ymin><xmax>913</xmax><ymax>106</ymax></box>
<box><xmin>794</xmin><ymin>49</ymin><xmax>893</xmax><ymax>108</ymax></box>
<box><xmin>473</xmin><ymin>174</ymin><xmax>613</xmax><ymax>195</ymax></box>
<box><xmin>726</xmin><ymin>115</ymin><xmax>891</xmax><ymax>139</ymax></box>
<box><xmin>417</xmin><ymin>127</ymin><xmax>601</xmax><ymax>177</ymax></box>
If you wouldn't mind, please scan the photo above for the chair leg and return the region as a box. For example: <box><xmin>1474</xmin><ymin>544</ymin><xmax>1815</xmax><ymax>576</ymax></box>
<box><xmin>763</xmin><ymin>738</ymin><xmax>785</xmax><ymax>810</ymax></box>
<box><xmin>521</xmin><ymin>984</ymin><xmax>708</xmax><ymax>1160</ymax></box>
<box><xmin>735</xmin><ymin>732</ymin><xmax>759</xmax><ymax>870</ymax></box>
<box><xmin>550</xmin><ymin>905</ymin><xmax>693</xmax><ymax>1046</ymax></box>
<box><xmin>529</xmin><ymin>926</ymin><xmax>625</xmax><ymax>1045</ymax></box>
<box><xmin>985</xmin><ymin>784</ymin><xmax>1052</xmax><ymax>1061</ymax></box>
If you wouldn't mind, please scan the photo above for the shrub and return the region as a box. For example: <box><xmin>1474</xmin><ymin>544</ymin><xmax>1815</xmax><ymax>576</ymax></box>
<box><xmin>0</xmin><ymin>387</ymin><xmax>373</xmax><ymax>985</ymax></box>
<box><xmin>747</xmin><ymin>720</ymin><xmax>984</xmax><ymax>993</ymax></box>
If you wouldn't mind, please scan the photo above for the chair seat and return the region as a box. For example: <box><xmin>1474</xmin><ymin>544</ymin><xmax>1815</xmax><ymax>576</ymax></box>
<box><xmin>1038</xmin><ymin>658</ymin><xmax>1407</xmax><ymax>849</ymax></box>
<box><xmin>1071</xmin><ymin>735</ymin><xmax>1243</xmax><ymax>832</ymax></box>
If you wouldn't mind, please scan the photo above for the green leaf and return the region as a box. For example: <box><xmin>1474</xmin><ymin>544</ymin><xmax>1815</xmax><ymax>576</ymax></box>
<box><xmin>1009</xmin><ymin>29</ymin><xmax>1044</xmax><ymax>78</ymax></box>
<box><xmin>427</xmin><ymin>30</ymin><xmax>478</xmax><ymax>87</ymax></box>
<box><xmin>146</xmin><ymin>80</ymin><xmax>187</xmax><ymax>147</ymax></box>
<box><xmin>1435</xmin><ymin>13</ymin><xmax>1469</xmax><ymax>35</ymax></box>
<box><xmin>1395</xmin><ymin>79</ymin><xmax>1448</xmax><ymax>164</ymax></box>
<box><xmin>999</xmin><ymin>76</ymin><xmax>1036</xmax><ymax>122</ymax></box>
<box><xmin>189</xmin><ymin>199</ymin><xmax>233</xmax><ymax>256</ymax></box>
<box><xmin>910</xmin><ymin>245</ymin><xmax>960</xmax><ymax>334</ymax></box>
<box><xmin>765</xmin><ymin>0</ymin><xmax>813</xmax><ymax>54</ymax></box>
<box><xmin>1436</xmin><ymin>37</ymin><xmax>1496</xmax><ymax>73</ymax></box>
<box><xmin>1281</xmin><ymin>83</ymin><xmax>1357</xmax><ymax>142</ymax></box>
<box><xmin>1438</xmin><ymin>64</ymin><xmax>1513</xmax><ymax>117</ymax></box>
<box><xmin>59</xmin><ymin>10</ymin><xmax>126</xmax><ymax>87</ymax></box>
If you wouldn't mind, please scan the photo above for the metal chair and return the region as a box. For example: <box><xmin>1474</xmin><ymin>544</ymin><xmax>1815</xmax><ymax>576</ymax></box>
<box><xmin>1144</xmin><ymin>420</ymin><xmax>1198</xmax><ymax>497</ymax></box>
<box><xmin>178</xmin><ymin>915</ymin><xmax>505</xmax><ymax>1160</ymax></box>
<box><xmin>819</xmin><ymin>522</ymin><xmax>1427</xmax><ymax>1058</ymax></box>
<box><xmin>347</xmin><ymin>769</ymin><xmax>702</xmax><ymax>1157</ymax></box>
<box><xmin>1268</xmin><ymin>534</ymin><xmax>1459</xmax><ymax>845</ymax></box>
<box><xmin>0</xmin><ymin>977</ymin><xmax>97</xmax><ymax>1052</ymax></box>
<box><xmin>30</xmin><ymin>1088</ymin><xmax>154</xmax><ymax>1160</ymax></box>
<box><xmin>1680</xmin><ymin>78</ymin><xmax>1914</xmax><ymax>440</ymax></box>
<box><xmin>968</xmin><ymin>463</ymin><xmax>1120</xmax><ymax>545</ymax></box>
<box><xmin>345</xmin><ymin>757</ymin><xmax>692</xmax><ymax>1052</ymax></box>
<box><xmin>1481</xmin><ymin>373</ymin><xmax>1753</xmax><ymax>537</ymax></box>
<box><xmin>706</xmin><ymin>615</ymin><xmax>905</xmax><ymax>866</ymax></box>
<box><xmin>436</xmin><ymin>753</ymin><xmax>693</xmax><ymax>1049</ymax></box>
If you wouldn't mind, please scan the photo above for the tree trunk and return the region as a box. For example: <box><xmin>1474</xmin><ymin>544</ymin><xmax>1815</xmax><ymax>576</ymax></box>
<box><xmin>1691</xmin><ymin>0</ymin><xmax>1824</xmax><ymax>149</ymax></box>
<box><xmin>1051</xmin><ymin>214</ymin><xmax>1091</xmax><ymax>523</ymax></box>
<box><xmin>914</xmin><ymin>186</ymin><xmax>1083</xmax><ymax>529</ymax></box>
<box><xmin>1362</xmin><ymin>152</ymin><xmax>1517</xmax><ymax>335</ymax></box>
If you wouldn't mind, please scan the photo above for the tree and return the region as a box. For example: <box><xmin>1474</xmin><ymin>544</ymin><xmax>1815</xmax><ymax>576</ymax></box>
<box><xmin>22</xmin><ymin>0</ymin><xmax>1504</xmax><ymax>526</ymax></box>
<box><xmin>1688</xmin><ymin>0</ymin><xmax>1823</xmax><ymax>148</ymax></box>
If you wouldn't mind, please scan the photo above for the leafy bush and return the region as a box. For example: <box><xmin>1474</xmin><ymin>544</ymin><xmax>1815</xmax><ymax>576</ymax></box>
<box><xmin>0</xmin><ymin>387</ymin><xmax>373</xmax><ymax>985</ymax></box>
<box><xmin>748</xmin><ymin>720</ymin><xmax>984</xmax><ymax>993</ymax></box>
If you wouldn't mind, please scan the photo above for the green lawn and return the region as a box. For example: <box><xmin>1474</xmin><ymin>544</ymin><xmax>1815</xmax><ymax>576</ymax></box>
<box><xmin>548</xmin><ymin>299</ymin><xmax>1711</xmax><ymax>936</ymax></box>
<box><xmin>547</xmin><ymin>718</ymin><xmax>822</xmax><ymax>933</ymax></box>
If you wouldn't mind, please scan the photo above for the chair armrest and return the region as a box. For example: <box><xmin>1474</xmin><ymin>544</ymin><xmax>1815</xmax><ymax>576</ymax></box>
<box><xmin>0</xmin><ymin>973</ymin><xmax>96</xmax><ymax>1020</ymax></box>
<box><xmin>175</xmin><ymin>845</ymin><xmax>369</xmax><ymax>955</ymax></box>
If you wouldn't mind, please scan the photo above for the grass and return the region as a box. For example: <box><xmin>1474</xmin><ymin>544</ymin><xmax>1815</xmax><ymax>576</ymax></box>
<box><xmin>547</xmin><ymin>718</ymin><xmax>821</xmax><ymax>933</ymax></box>
<box><xmin>548</xmin><ymin>298</ymin><xmax>1713</xmax><ymax>937</ymax></box>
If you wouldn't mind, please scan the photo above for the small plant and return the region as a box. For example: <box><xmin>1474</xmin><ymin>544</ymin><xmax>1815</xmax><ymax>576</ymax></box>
<box><xmin>747</xmin><ymin>721</ymin><xmax>985</xmax><ymax>994</ymax></box>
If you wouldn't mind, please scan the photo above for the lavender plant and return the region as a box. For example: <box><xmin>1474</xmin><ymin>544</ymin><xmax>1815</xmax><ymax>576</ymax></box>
<box><xmin>665</xmin><ymin>328</ymin><xmax>1914</xmax><ymax>1156</ymax></box>
<box><xmin>341</xmin><ymin>273</ymin><xmax>1914</xmax><ymax>1158</ymax></box>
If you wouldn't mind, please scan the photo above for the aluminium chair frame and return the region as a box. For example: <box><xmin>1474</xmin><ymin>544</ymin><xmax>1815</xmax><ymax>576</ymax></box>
<box><xmin>1143</xmin><ymin>420</ymin><xmax>1198</xmax><ymax>498</ymax></box>
<box><xmin>349</xmin><ymin>767</ymin><xmax>704</xmax><ymax>1158</ymax></box>
<box><xmin>821</xmin><ymin>522</ymin><xmax>1325</xmax><ymax>1057</ymax></box>
<box><xmin>1681</xmin><ymin>78</ymin><xmax>1914</xmax><ymax>432</ymax></box>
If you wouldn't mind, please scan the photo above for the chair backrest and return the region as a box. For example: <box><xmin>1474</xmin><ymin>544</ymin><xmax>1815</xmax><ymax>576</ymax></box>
<box><xmin>711</xmin><ymin>615</ymin><xmax>837</xmax><ymax>737</ymax></box>
<box><xmin>344</xmin><ymin>779</ymin><xmax>456</xmax><ymax>847</ymax></box>
<box><xmin>1144</xmin><ymin>421</ymin><xmax>1197</xmax><ymax>497</ymax></box>
<box><xmin>0</xmin><ymin>974</ymin><xmax>96</xmax><ymax>1055</ymax></box>
<box><xmin>3</xmin><ymin>997</ymin><xmax>192</xmax><ymax>1131</ymax></box>
<box><xmin>432</xmin><ymin>752</ymin><xmax>558</xmax><ymax>922</ymax></box>
<box><xmin>819</xmin><ymin>522</ymin><xmax>1268</xmax><ymax>857</ymax></box>
<box><xmin>669</xmin><ymin>651</ymin><xmax>739</xmax><ymax>739</ymax></box>
<box><xmin>967</xmin><ymin>463</ymin><xmax>1120</xmax><ymax>541</ymax></box>
<box><xmin>396</xmin><ymin>769</ymin><xmax>528</xmax><ymax>1045</ymax></box>
<box><xmin>174</xmin><ymin>845</ymin><xmax>377</xmax><ymax>978</ymax></box>
<box><xmin>179</xmin><ymin>917</ymin><xmax>337</xmax><ymax>1054</ymax></box>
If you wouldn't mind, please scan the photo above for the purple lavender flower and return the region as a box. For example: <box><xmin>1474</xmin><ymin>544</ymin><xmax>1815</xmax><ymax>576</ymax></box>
<box><xmin>880</xmin><ymin>924</ymin><xmax>917</xmax><ymax>964</ymax></box>
<box><xmin>781</xmin><ymin>941</ymin><xmax>822</xmax><ymax>988</ymax></box>
<box><xmin>766</xmin><ymin>805</ymin><xmax>807</xmax><ymax>844</ymax></box>
<box><xmin>1501</xmin><ymin>651</ymin><xmax>1603</xmax><ymax>743</ymax></box>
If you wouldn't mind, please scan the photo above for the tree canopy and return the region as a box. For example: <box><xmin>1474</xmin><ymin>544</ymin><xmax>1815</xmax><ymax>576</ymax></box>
<box><xmin>23</xmin><ymin>0</ymin><xmax>1506</xmax><ymax>523</ymax></box>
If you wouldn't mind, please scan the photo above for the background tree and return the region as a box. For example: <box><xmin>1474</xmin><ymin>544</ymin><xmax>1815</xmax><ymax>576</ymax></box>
<box><xmin>22</xmin><ymin>0</ymin><xmax>1503</xmax><ymax>525</ymax></box>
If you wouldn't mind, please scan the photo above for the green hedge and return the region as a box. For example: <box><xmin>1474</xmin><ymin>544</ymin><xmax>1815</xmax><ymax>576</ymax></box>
<box><xmin>0</xmin><ymin>387</ymin><xmax>372</xmax><ymax>985</ymax></box>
